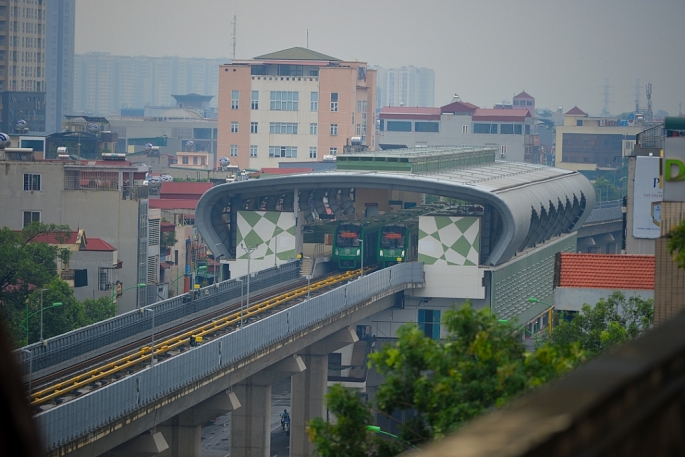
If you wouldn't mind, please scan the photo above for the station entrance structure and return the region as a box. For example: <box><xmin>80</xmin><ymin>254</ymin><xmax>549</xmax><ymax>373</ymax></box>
<box><xmin>196</xmin><ymin>146</ymin><xmax>595</xmax><ymax>325</ymax></box>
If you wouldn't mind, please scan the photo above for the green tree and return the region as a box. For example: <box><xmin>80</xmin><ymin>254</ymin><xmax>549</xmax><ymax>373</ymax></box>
<box><xmin>307</xmin><ymin>384</ymin><xmax>403</xmax><ymax>457</ymax></box>
<box><xmin>368</xmin><ymin>304</ymin><xmax>585</xmax><ymax>444</ymax></box>
<box><xmin>593</xmin><ymin>176</ymin><xmax>620</xmax><ymax>202</ymax></box>
<box><xmin>82</xmin><ymin>297</ymin><xmax>117</xmax><ymax>325</ymax></box>
<box><xmin>544</xmin><ymin>291</ymin><xmax>653</xmax><ymax>355</ymax></box>
<box><xmin>23</xmin><ymin>278</ymin><xmax>83</xmax><ymax>344</ymax></box>
<box><xmin>667</xmin><ymin>219</ymin><xmax>685</xmax><ymax>269</ymax></box>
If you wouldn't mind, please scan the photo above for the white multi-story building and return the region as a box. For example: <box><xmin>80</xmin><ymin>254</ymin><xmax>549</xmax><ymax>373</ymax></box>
<box><xmin>73</xmin><ymin>54</ymin><xmax>228</xmax><ymax>116</ymax></box>
<box><xmin>373</xmin><ymin>65</ymin><xmax>435</xmax><ymax>110</ymax></box>
<box><xmin>218</xmin><ymin>47</ymin><xmax>376</xmax><ymax>170</ymax></box>
<box><xmin>378</xmin><ymin>98</ymin><xmax>534</xmax><ymax>163</ymax></box>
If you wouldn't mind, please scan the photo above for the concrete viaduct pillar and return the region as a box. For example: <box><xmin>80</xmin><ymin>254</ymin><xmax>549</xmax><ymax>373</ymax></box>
<box><xmin>230</xmin><ymin>355</ymin><xmax>306</xmax><ymax>457</ymax></box>
<box><xmin>290</xmin><ymin>327</ymin><xmax>358</xmax><ymax>457</ymax></box>
<box><xmin>155</xmin><ymin>390</ymin><xmax>240</xmax><ymax>457</ymax></box>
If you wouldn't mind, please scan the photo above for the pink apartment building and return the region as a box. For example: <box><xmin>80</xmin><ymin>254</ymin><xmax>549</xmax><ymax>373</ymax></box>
<box><xmin>217</xmin><ymin>47</ymin><xmax>377</xmax><ymax>170</ymax></box>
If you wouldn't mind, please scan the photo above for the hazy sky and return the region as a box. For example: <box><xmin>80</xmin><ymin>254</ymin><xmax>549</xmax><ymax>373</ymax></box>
<box><xmin>76</xmin><ymin>0</ymin><xmax>684</xmax><ymax>116</ymax></box>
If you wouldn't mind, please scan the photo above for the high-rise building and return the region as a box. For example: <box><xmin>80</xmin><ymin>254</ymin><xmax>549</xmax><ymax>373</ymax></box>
<box><xmin>73</xmin><ymin>54</ymin><xmax>228</xmax><ymax>117</ymax></box>
<box><xmin>45</xmin><ymin>0</ymin><xmax>75</xmax><ymax>134</ymax></box>
<box><xmin>373</xmin><ymin>65</ymin><xmax>435</xmax><ymax>110</ymax></box>
<box><xmin>217</xmin><ymin>47</ymin><xmax>376</xmax><ymax>170</ymax></box>
<box><xmin>0</xmin><ymin>0</ymin><xmax>47</xmax><ymax>133</ymax></box>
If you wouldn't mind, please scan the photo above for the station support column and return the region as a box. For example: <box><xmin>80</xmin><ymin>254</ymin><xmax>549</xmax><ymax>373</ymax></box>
<box><xmin>290</xmin><ymin>328</ymin><xmax>358</xmax><ymax>457</ymax></box>
<box><xmin>230</xmin><ymin>355</ymin><xmax>306</xmax><ymax>457</ymax></box>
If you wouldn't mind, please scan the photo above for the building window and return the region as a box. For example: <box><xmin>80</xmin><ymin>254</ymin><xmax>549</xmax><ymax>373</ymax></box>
<box><xmin>310</xmin><ymin>123</ymin><xmax>318</xmax><ymax>135</ymax></box>
<box><xmin>415</xmin><ymin>122</ymin><xmax>439</xmax><ymax>133</ymax></box>
<box><xmin>356</xmin><ymin>124</ymin><xmax>361</xmax><ymax>135</ymax></box>
<box><xmin>268</xmin><ymin>146</ymin><xmax>298</xmax><ymax>158</ymax></box>
<box><xmin>513</xmin><ymin>100</ymin><xmax>519</xmax><ymax>106</ymax></box>
<box><xmin>230</xmin><ymin>145</ymin><xmax>238</xmax><ymax>157</ymax></box>
<box><xmin>182</xmin><ymin>156</ymin><xmax>189</xmax><ymax>164</ymax></box>
<box><xmin>231</xmin><ymin>90</ymin><xmax>239</xmax><ymax>109</ymax></box>
<box><xmin>23</xmin><ymin>173</ymin><xmax>41</xmax><ymax>191</ymax></box>
<box><xmin>500</xmin><ymin>124</ymin><xmax>514</xmax><ymax>134</ymax></box>
<box><xmin>269</xmin><ymin>122</ymin><xmax>298</xmax><ymax>134</ymax></box>
<box><xmin>310</xmin><ymin>92</ymin><xmax>318</xmax><ymax>111</ymax></box>
<box><xmin>250</xmin><ymin>122</ymin><xmax>258</xmax><ymax>134</ymax></box>
<box><xmin>329</xmin><ymin>147</ymin><xmax>338</xmax><ymax>156</ymax></box>
<box><xmin>309</xmin><ymin>147</ymin><xmax>317</xmax><ymax>159</ymax></box>
<box><xmin>250</xmin><ymin>145</ymin><xmax>258</xmax><ymax>157</ymax></box>
<box><xmin>357</xmin><ymin>100</ymin><xmax>362</xmax><ymax>112</ymax></box>
<box><xmin>525</xmin><ymin>125</ymin><xmax>530</xmax><ymax>135</ymax></box>
<box><xmin>501</xmin><ymin>145</ymin><xmax>507</xmax><ymax>156</ymax></box>
<box><xmin>251</xmin><ymin>90</ymin><xmax>259</xmax><ymax>110</ymax></box>
<box><xmin>330</xmin><ymin>124</ymin><xmax>338</xmax><ymax>135</ymax></box>
<box><xmin>98</xmin><ymin>267</ymin><xmax>112</xmax><ymax>291</ymax></box>
<box><xmin>515</xmin><ymin>124</ymin><xmax>523</xmax><ymax>135</ymax></box>
<box><xmin>330</xmin><ymin>92</ymin><xmax>338</xmax><ymax>112</ymax></box>
<box><xmin>270</xmin><ymin>91</ymin><xmax>299</xmax><ymax>111</ymax></box>
<box><xmin>231</xmin><ymin>121</ymin><xmax>239</xmax><ymax>133</ymax></box>
<box><xmin>418</xmin><ymin>309</ymin><xmax>441</xmax><ymax>339</ymax></box>
<box><xmin>462</xmin><ymin>125</ymin><xmax>468</xmax><ymax>134</ymax></box>
<box><xmin>527</xmin><ymin>100</ymin><xmax>533</xmax><ymax>106</ymax></box>
<box><xmin>387</xmin><ymin>121</ymin><xmax>411</xmax><ymax>132</ymax></box>
<box><xmin>22</xmin><ymin>211</ymin><xmax>40</xmax><ymax>227</ymax></box>
<box><xmin>193</xmin><ymin>156</ymin><xmax>198</xmax><ymax>165</ymax></box>
<box><xmin>577</xmin><ymin>120</ymin><xmax>583</xmax><ymax>126</ymax></box>
<box><xmin>473</xmin><ymin>123</ymin><xmax>498</xmax><ymax>134</ymax></box>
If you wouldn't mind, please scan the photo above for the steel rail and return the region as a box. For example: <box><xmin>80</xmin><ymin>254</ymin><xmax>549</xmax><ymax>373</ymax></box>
<box><xmin>30</xmin><ymin>267</ymin><xmax>373</xmax><ymax>407</ymax></box>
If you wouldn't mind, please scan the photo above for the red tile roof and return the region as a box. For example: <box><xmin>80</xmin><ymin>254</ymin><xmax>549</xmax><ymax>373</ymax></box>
<box><xmin>379</xmin><ymin>106</ymin><xmax>441</xmax><ymax>120</ymax></box>
<box><xmin>558</xmin><ymin>253</ymin><xmax>654</xmax><ymax>290</ymax></box>
<box><xmin>440</xmin><ymin>101</ymin><xmax>479</xmax><ymax>114</ymax></box>
<box><xmin>31</xmin><ymin>232</ymin><xmax>78</xmax><ymax>244</ymax></box>
<box><xmin>84</xmin><ymin>238</ymin><xmax>117</xmax><ymax>251</ymax></box>
<box><xmin>565</xmin><ymin>106</ymin><xmax>587</xmax><ymax>116</ymax></box>
<box><xmin>149</xmin><ymin>198</ymin><xmax>199</xmax><ymax>210</ymax></box>
<box><xmin>472</xmin><ymin>108</ymin><xmax>531</xmax><ymax>122</ymax></box>
<box><xmin>514</xmin><ymin>90</ymin><xmax>534</xmax><ymax>99</ymax></box>
<box><xmin>160</xmin><ymin>182</ymin><xmax>212</xmax><ymax>197</ymax></box>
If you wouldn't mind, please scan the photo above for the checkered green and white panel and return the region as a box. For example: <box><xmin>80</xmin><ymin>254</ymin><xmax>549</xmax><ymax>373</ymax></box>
<box><xmin>418</xmin><ymin>216</ymin><xmax>480</xmax><ymax>266</ymax></box>
<box><xmin>236</xmin><ymin>211</ymin><xmax>296</xmax><ymax>260</ymax></box>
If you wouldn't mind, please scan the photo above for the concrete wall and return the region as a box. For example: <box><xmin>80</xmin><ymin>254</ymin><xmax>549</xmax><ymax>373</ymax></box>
<box><xmin>67</xmin><ymin>250</ymin><xmax>118</xmax><ymax>302</ymax></box>
<box><xmin>554</xmin><ymin>287</ymin><xmax>654</xmax><ymax>312</ymax></box>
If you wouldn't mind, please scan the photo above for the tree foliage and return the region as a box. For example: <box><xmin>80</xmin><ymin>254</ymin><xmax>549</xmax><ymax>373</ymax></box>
<box><xmin>0</xmin><ymin>223</ymin><xmax>117</xmax><ymax>346</ymax></box>
<box><xmin>307</xmin><ymin>384</ymin><xmax>402</xmax><ymax>457</ymax></box>
<box><xmin>543</xmin><ymin>291</ymin><xmax>653</xmax><ymax>355</ymax></box>
<box><xmin>667</xmin><ymin>219</ymin><xmax>685</xmax><ymax>270</ymax></box>
<box><xmin>368</xmin><ymin>304</ymin><xmax>585</xmax><ymax>444</ymax></box>
<box><xmin>593</xmin><ymin>176</ymin><xmax>621</xmax><ymax>202</ymax></box>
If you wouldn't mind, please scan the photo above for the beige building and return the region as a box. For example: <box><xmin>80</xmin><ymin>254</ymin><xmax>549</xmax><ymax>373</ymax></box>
<box><xmin>0</xmin><ymin>0</ymin><xmax>47</xmax><ymax>132</ymax></box>
<box><xmin>217</xmin><ymin>47</ymin><xmax>376</xmax><ymax>170</ymax></box>
<box><xmin>0</xmin><ymin>152</ymin><xmax>157</xmax><ymax>313</ymax></box>
<box><xmin>555</xmin><ymin>106</ymin><xmax>645</xmax><ymax>171</ymax></box>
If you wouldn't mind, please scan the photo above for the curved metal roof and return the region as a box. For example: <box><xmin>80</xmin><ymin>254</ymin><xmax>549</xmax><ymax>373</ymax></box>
<box><xmin>196</xmin><ymin>162</ymin><xmax>595</xmax><ymax>266</ymax></box>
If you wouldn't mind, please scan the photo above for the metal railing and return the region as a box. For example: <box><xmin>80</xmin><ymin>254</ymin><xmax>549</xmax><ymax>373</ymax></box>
<box><xmin>36</xmin><ymin>262</ymin><xmax>424</xmax><ymax>451</ymax></box>
<box><xmin>15</xmin><ymin>262</ymin><xmax>301</xmax><ymax>378</ymax></box>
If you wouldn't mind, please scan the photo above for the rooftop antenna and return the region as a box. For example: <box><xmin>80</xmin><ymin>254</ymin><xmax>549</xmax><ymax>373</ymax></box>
<box><xmin>307</xmin><ymin>29</ymin><xmax>309</xmax><ymax>49</ymax></box>
<box><xmin>231</xmin><ymin>15</ymin><xmax>237</xmax><ymax>60</ymax></box>
<box><xmin>600</xmin><ymin>78</ymin><xmax>611</xmax><ymax>117</ymax></box>
<box><xmin>634</xmin><ymin>78</ymin><xmax>641</xmax><ymax>113</ymax></box>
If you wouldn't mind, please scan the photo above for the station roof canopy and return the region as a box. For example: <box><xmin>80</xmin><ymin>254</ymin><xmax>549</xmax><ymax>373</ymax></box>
<box><xmin>197</xmin><ymin>147</ymin><xmax>595</xmax><ymax>266</ymax></box>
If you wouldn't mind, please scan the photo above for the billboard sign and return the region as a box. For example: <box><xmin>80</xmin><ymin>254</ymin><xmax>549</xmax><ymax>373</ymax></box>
<box><xmin>663</xmin><ymin>117</ymin><xmax>685</xmax><ymax>202</ymax></box>
<box><xmin>633</xmin><ymin>156</ymin><xmax>662</xmax><ymax>238</ymax></box>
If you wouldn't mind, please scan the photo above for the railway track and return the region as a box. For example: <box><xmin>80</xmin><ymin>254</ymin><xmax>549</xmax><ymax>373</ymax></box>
<box><xmin>29</xmin><ymin>267</ymin><xmax>374</xmax><ymax>411</ymax></box>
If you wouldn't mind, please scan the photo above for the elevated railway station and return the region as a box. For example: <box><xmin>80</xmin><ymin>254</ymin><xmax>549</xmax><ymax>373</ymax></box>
<box><xmin>17</xmin><ymin>147</ymin><xmax>595</xmax><ymax>457</ymax></box>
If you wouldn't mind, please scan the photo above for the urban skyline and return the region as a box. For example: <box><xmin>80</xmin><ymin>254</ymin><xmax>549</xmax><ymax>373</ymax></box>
<box><xmin>75</xmin><ymin>0</ymin><xmax>685</xmax><ymax>117</ymax></box>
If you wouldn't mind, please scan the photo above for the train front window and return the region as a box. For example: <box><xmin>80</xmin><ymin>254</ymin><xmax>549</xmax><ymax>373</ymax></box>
<box><xmin>381</xmin><ymin>227</ymin><xmax>405</xmax><ymax>249</ymax></box>
<box><xmin>337</xmin><ymin>225</ymin><xmax>361</xmax><ymax>247</ymax></box>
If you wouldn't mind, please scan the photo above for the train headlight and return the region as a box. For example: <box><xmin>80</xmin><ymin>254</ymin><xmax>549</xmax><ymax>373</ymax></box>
<box><xmin>379</xmin><ymin>250</ymin><xmax>384</xmax><ymax>257</ymax></box>
<box><xmin>335</xmin><ymin>249</ymin><xmax>338</xmax><ymax>255</ymax></box>
<box><xmin>356</xmin><ymin>249</ymin><xmax>361</xmax><ymax>256</ymax></box>
<box><xmin>402</xmin><ymin>250</ymin><xmax>405</xmax><ymax>257</ymax></box>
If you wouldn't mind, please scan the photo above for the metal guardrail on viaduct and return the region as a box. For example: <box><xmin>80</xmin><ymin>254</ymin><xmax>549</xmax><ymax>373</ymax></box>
<box><xmin>415</xmin><ymin>309</ymin><xmax>685</xmax><ymax>457</ymax></box>
<box><xmin>36</xmin><ymin>262</ymin><xmax>424</xmax><ymax>454</ymax></box>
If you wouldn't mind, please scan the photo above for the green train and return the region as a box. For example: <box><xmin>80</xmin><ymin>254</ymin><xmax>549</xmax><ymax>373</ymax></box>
<box><xmin>332</xmin><ymin>205</ymin><xmax>442</xmax><ymax>270</ymax></box>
